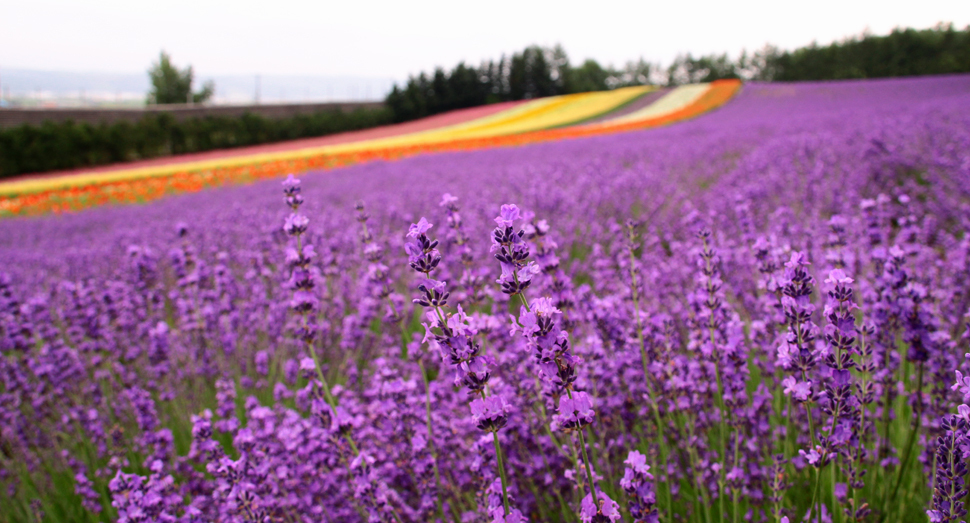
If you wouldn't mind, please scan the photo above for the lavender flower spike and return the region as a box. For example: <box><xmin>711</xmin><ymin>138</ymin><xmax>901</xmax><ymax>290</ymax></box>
<box><xmin>621</xmin><ymin>450</ymin><xmax>659</xmax><ymax>523</ymax></box>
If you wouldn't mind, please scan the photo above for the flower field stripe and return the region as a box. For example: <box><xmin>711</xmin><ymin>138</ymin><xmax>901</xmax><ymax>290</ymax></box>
<box><xmin>0</xmin><ymin>81</ymin><xmax>740</xmax><ymax>216</ymax></box>
<box><xmin>412</xmin><ymin>96</ymin><xmax>568</xmax><ymax>136</ymax></box>
<box><xmin>300</xmin><ymin>86</ymin><xmax>649</xmax><ymax>150</ymax></box>
<box><xmin>413</xmin><ymin>85</ymin><xmax>652</xmax><ymax>138</ymax></box>
<box><xmin>314</xmin><ymin>96</ymin><xmax>566</xmax><ymax>153</ymax></box>
<box><xmin>0</xmin><ymin>100</ymin><xmax>533</xmax><ymax>190</ymax></box>
<box><xmin>555</xmin><ymin>87</ymin><xmax>667</xmax><ymax>127</ymax></box>
<box><xmin>589</xmin><ymin>79</ymin><xmax>740</xmax><ymax>132</ymax></box>
<box><xmin>586</xmin><ymin>83</ymin><xmax>713</xmax><ymax>127</ymax></box>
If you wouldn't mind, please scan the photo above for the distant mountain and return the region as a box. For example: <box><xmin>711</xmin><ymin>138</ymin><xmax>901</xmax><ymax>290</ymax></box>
<box><xmin>0</xmin><ymin>68</ymin><xmax>396</xmax><ymax>105</ymax></box>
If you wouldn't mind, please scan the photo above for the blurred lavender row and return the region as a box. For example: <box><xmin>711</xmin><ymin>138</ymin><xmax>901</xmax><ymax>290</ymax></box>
<box><xmin>1</xmin><ymin>75</ymin><xmax>969</xmax><ymax>523</ymax></box>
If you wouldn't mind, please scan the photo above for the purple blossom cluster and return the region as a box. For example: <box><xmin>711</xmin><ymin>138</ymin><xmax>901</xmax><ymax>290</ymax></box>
<box><xmin>1</xmin><ymin>75</ymin><xmax>970</xmax><ymax>523</ymax></box>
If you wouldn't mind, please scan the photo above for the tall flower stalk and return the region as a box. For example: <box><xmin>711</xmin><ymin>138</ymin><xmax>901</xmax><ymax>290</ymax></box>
<box><xmin>281</xmin><ymin>175</ymin><xmax>354</xmax><ymax>449</ymax></box>
<box><xmin>405</xmin><ymin>216</ymin><xmax>525</xmax><ymax>522</ymax></box>
<box><xmin>492</xmin><ymin>204</ymin><xmax>619</xmax><ymax>522</ymax></box>
<box><xmin>820</xmin><ymin>268</ymin><xmax>861</xmax><ymax>523</ymax></box>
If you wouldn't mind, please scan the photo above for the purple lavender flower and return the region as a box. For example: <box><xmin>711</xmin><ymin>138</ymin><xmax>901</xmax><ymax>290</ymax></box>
<box><xmin>551</xmin><ymin>391</ymin><xmax>595</xmax><ymax>431</ymax></box>
<box><xmin>782</xmin><ymin>376</ymin><xmax>813</xmax><ymax>402</ymax></box>
<box><xmin>405</xmin><ymin>217</ymin><xmax>442</xmax><ymax>275</ymax></box>
<box><xmin>928</xmin><ymin>408</ymin><xmax>970</xmax><ymax>523</ymax></box>
<box><xmin>471</xmin><ymin>395</ymin><xmax>513</xmax><ymax>432</ymax></box>
<box><xmin>580</xmin><ymin>490</ymin><xmax>621</xmax><ymax>523</ymax></box>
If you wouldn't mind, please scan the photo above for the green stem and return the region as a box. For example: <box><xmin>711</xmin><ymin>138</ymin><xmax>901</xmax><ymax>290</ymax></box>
<box><xmin>517</xmin><ymin>288</ymin><xmax>531</xmax><ymax>312</ymax></box>
<box><xmin>628</xmin><ymin>237</ymin><xmax>674</xmax><ymax>521</ymax></box>
<box><xmin>810</xmin><ymin>464</ymin><xmax>823</xmax><ymax>523</ymax></box>
<box><xmin>831</xmin><ymin>458</ymin><xmax>839</xmax><ymax>523</ymax></box>
<box><xmin>785</xmin><ymin>395</ymin><xmax>793</xmax><ymax>463</ymax></box>
<box><xmin>885</xmin><ymin>362</ymin><xmax>924</xmax><ymax>518</ymax></box>
<box><xmin>492</xmin><ymin>431</ymin><xmax>512</xmax><ymax>516</ymax></box>
<box><xmin>577</xmin><ymin>426</ymin><xmax>599</xmax><ymax>505</ymax></box>
<box><xmin>297</xmin><ymin>231</ymin><xmax>358</xmax><ymax>456</ymax></box>
<box><xmin>305</xmin><ymin>331</ymin><xmax>359</xmax><ymax>455</ymax></box>
<box><xmin>805</xmin><ymin>401</ymin><xmax>818</xmax><ymax>449</ymax></box>
<box><xmin>477</xmin><ymin>387</ymin><xmax>513</xmax><ymax>515</ymax></box>
<box><xmin>878</xmin><ymin>342</ymin><xmax>894</xmax><ymax>488</ymax></box>
<box><xmin>649</xmin><ymin>403</ymin><xmax>673</xmax><ymax>519</ymax></box>
<box><xmin>568</xmin><ymin>436</ymin><xmax>586</xmax><ymax>508</ymax></box>
<box><xmin>733</xmin><ymin>433</ymin><xmax>741</xmax><ymax>523</ymax></box>
<box><xmin>419</xmin><ymin>360</ymin><xmax>444</xmax><ymax>521</ymax></box>
<box><xmin>684</xmin><ymin>412</ymin><xmax>713</xmax><ymax>523</ymax></box>
<box><xmin>564</xmin><ymin>385</ymin><xmax>598</xmax><ymax>506</ymax></box>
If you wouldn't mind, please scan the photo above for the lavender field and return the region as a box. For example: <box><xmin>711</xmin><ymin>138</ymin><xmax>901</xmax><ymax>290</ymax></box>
<box><xmin>2</xmin><ymin>75</ymin><xmax>970</xmax><ymax>523</ymax></box>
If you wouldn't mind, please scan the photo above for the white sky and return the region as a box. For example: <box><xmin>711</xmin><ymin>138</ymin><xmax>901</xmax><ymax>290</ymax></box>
<box><xmin>2</xmin><ymin>0</ymin><xmax>968</xmax><ymax>80</ymax></box>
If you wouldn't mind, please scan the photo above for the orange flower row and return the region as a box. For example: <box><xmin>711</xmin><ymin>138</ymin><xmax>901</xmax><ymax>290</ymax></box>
<box><xmin>0</xmin><ymin>80</ymin><xmax>740</xmax><ymax>218</ymax></box>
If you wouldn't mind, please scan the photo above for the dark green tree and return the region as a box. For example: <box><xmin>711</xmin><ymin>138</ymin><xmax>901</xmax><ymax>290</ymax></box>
<box><xmin>147</xmin><ymin>51</ymin><xmax>215</xmax><ymax>105</ymax></box>
<box><xmin>565</xmin><ymin>59</ymin><xmax>610</xmax><ymax>93</ymax></box>
<box><xmin>509</xmin><ymin>46</ymin><xmax>559</xmax><ymax>99</ymax></box>
<box><xmin>447</xmin><ymin>62</ymin><xmax>489</xmax><ymax>109</ymax></box>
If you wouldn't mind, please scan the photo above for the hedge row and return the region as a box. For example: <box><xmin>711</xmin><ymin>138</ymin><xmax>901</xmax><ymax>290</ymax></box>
<box><xmin>0</xmin><ymin>108</ymin><xmax>393</xmax><ymax>178</ymax></box>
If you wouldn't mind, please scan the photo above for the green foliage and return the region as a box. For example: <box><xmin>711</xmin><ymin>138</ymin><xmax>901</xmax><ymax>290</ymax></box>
<box><xmin>0</xmin><ymin>108</ymin><xmax>393</xmax><ymax>178</ymax></box>
<box><xmin>565</xmin><ymin>59</ymin><xmax>611</xmax><ymax>93</ymax></box>
<box><xmin>508</xmin><ymin>45</ymin><xmax>562</xmax><ymax>100</ymax></box>
<box><xmin>771</xmin><ymin>24</ymin><xmax>970</xmax><ymax>81</ymax></box>
<box><xmin>147</xmin><ymin>51</ymin><xmax>215</xmax><ymax>105</ymax></box>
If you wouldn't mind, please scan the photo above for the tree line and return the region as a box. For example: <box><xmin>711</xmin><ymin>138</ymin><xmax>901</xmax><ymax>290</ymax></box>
<box><xmin>768</xmin><ymin>23</ymin><xmax>970</xmax><ymax>81</ymax></box>
<box><xmin>0</xmin><ymin>108</ymin><xmax>391</xmax><ymax>179</ymax></box>
<box><xmin>386</xmin><ymin>23</ymin><xmax>970</xmax><ymax>122</ymax></box>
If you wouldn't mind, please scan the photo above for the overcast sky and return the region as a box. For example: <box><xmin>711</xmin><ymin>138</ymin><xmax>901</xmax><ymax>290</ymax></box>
<box><xmin>2</xmin><ymin>0</ymin><xmax>968</xmax><ymax>80</ymax></box>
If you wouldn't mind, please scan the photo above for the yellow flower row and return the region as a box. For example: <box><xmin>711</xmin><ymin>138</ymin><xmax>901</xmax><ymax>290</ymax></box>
<box><xmin>287</xmin><ymin>85</ymin><xmax>653</xmax><ymax>154</ymax></box>
<box><xmin>0</xmin><ymin>83</ymin><xmax>724</xmax><ymax>198</ymax></box>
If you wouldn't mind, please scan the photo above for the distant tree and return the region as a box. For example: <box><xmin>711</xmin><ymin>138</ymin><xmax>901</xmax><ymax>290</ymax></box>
<box><xmin>605</xmin><ymin>58</ymin><xmax>657</xmax><ymax>88</ymax></box>
<box><xmin>666</xmin><ymin>53</ymin><xmax>739</xmax><ymax>86</ymax></box>
<box><xmin>509</xmin><ymin>46</ymin><xmax>559</xmax><ymax>99</ymax></box>
<box><xmin>566</xmin><ymin>59</ymin><xmax>610</xmax><ymax>93</ymax></box>
<box><xmin>147</xmin><ymin>51</ymin><xmax>214</xmax><ymax>105</ymax></box>
<box><xmin>447</xmin><ymin>62</ymin><xmax>489</xmax><ymax>109</ymax></box>
<box><xmin>489</xmin><ymin>56</ymin><xmax>510</xmax><ymax>101</ymax></box>
<box><xmin>548</xmin><ymin>44</ymin><xmax>572</xmax><ymax>92</ymax></box>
